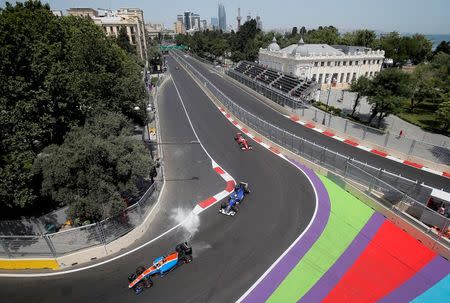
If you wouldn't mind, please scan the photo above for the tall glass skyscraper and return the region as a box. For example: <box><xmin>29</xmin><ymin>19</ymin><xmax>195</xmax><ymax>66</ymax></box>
<box><xmin>218</xmin><ymin>4</ymin><xmax>226</xmax><ymax>31</ymax></box>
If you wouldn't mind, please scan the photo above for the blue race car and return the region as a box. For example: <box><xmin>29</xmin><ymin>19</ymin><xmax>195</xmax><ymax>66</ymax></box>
<box><xmin>219</xmin><ymin>182</ymin><xmax>250</xmax><ymax>216</ymax></box>
<box><xmin>128</xmin><ymin>242</ymin><xmax>193</xmax><ymax>294</ymax></box>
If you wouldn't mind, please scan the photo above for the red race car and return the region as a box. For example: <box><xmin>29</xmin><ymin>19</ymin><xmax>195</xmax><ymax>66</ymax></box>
<box><xmin>234</xmin><ymin>133</ymin><xmax>253</xmax><ymax>151</ymax></box>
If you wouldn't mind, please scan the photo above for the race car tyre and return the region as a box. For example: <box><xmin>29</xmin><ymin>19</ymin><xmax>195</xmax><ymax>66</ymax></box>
<box><xmin>142</xmin><ymin>278</ymin><xmax>153</xmax><ymax>288</ymax></box>
<box><xmin>183</xmin><ymin>255</ymin><xmax>193</xmax><ymax>263</ymax></box>
<box><xmin>243</xmin><ymin>183</ymin><xmax>250</xmax><ymax>193</ymax></box>
<box><xmin>134</xmin><ymin>282</ymin><xmax>144</xmax><ymax>294</ymax></box>
<box><xmin>128</xmin><ymin>273</ymin><xmax>137</xmax><ymax>283</ymax></box>
<box><xmin>136</xmin><ymin>266</ymin><xmax>146</xmax><ymax>276</ymax></box>
<box><xmin>220</xmin><ymin>201</ymin><xmax>227</xmax><ymax>209</ymax></box>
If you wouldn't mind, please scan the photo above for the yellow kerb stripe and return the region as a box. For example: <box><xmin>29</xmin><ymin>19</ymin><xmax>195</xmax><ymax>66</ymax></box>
<box><xmin>0</xmin><ymin>259</ymin><xmax>59</xmax><ymax>270</ymax></box>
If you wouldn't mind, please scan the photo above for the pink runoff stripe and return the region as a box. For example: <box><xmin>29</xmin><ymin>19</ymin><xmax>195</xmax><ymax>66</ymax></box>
<box><xmin>299</xmin><ymin>213</ymin><xmax>385</xmax><ymax>302</ymax></box>
<box><xmin>322</xmin><ymin>131</ymin><xmax>335</xmax><ymax>137</ymax></box>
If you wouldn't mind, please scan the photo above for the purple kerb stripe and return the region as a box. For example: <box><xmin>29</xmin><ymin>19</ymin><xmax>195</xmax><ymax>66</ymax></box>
<box><xmin>378</xmin><ymin>256</ymin><xmax>450</xmax><ymax>303</ymax></box>
<box><xmin>299</xmin><ymin>212</ymin><xmax>385</xmax><ymax>302</ymax></box>
<box><xmin>241</xmin><ymin>159</ymin><xmax>331</xmax><ymax>303</ymax></box>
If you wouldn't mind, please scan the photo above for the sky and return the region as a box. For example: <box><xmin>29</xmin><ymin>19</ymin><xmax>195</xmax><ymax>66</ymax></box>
<box><xmin>3</xmin><ymin>0</ymin><xmax>450</xmax><ymax>34</ymax></box>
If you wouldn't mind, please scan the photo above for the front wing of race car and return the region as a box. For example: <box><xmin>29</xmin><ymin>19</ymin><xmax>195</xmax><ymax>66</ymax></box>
<box><xmin>219</xmin><ymin>207</ymin><xmax>236</xmax><ymax>216</ymax></box>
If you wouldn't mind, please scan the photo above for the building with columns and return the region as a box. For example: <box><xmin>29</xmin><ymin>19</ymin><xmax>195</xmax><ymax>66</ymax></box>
<box><xmin>67</xmin><ymin>7</ymin><xmax>148</xmax><ymax>61</ymax></box>
<box><xmin>259</xmin><ymin>37</ymin><xmax>385</xmax><ymax>89</ymax></box>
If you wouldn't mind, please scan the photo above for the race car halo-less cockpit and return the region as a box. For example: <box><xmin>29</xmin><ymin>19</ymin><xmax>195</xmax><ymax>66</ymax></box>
<box><xmin>219</xmin><ymin>182</ymin><xmax>250</xmax><ymax>216</ymax></box>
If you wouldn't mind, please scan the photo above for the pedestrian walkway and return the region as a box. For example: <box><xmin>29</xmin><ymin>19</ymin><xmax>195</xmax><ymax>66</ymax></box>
<box><xmin>302</xmin><ymin>89</ymin><xmax>450</xmax><ymax>166</ymax></box>
<box><xmin>318</xmin><ymin>90</ymin><xmax>449</xmax><ymax>147</ymax></box>
<box><xmin>293</xmin><ymin>91</ymin><xmax>450</xmax><ymax>167</ymax></box>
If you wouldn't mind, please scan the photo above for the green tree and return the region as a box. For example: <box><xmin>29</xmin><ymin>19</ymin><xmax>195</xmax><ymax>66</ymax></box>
<box><xmin>434</xmin><ymin>41</ymin><xmax>450</xmax><ymax>56</ymax></box>
<box><xmin>341</xmin><ymin>30</ymin><xmax>376</xmax><ymax>47</ymax></box>
<box><xmin>0</xmin><ymin>1</ymin><xmax>146</xmax><ymax>212</ymax></box>
<box><xmin>291</xmin><ymin>26</ymin><xmax>298</xmax><ymax>36</ymax></box>
<box><xmin>116</xmin><ymin>25</ymin><xmax>136</xmax><ymax>55</ymax></box>
<box><xmin>36</xmin><ymin>112</ymin><xmax>154</xmax><ymax>223</ymax></box>
<box><xmin>410</xmin><ymin>64</ymin><xmax>436</xmax><ymax>111</ymax></box>
<box><xmin>305</xmin><ymin>26</ymin><xmax>340</xmax><ymax>45</ymax></box>
<box><xmin>375</xmin><ymin>32</ymin><xmax>432</xmax><ymax>66</ymax></box>
<box><xmin>407</xmin><ymin>34</ymin><xmax>432</xmax><ymax>64</ymax></box>
<box><xmin>430</xmin><ymin>52</ymin><xmax>450</xmax><ymax>91</ymax></box>
<box><xmin>436</xmin><ymin>98</ymin><xmax>450</xmax><ymax>131</ymax></box>
<box><xmin>367</xmin><ymin>69</ymin><xmax>412</xmax><ymax>127</ymax></box>
<box><xmin>349</xmin><ymin>76</ymin><xmax>371</xmax><ymax>117</ymax></box>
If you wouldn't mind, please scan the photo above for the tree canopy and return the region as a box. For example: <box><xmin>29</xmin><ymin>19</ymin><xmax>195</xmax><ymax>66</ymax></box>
<box><xmin>176</xmin><ymin>23</ymin><xmax>433</xmax><ymax>68</ymax></box>
<box><xmin>0</xmin><ymin>1</ymin><xmax>149</xmax><ymax>217</ymax></box>
<box><xmin>36</xmin><ymin>112</ymin><xmax>153</xmax><ymax>223</ymax></box>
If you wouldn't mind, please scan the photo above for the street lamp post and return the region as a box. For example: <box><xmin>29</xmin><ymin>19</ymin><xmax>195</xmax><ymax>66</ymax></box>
<box><xmin>322</xmin><ymin>75</ymin><xmax>334</xmax><ymax>125</ymax></box>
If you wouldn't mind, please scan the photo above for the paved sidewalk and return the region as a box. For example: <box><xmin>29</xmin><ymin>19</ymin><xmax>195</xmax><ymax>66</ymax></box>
<box><xmin>317</xmin><ymin>90</ymin><xmax>450</xmax><ymax>146</ymax></box>
<box><xmin>292</xmin><ymin>90</ymin><xmax>450</xmax><ymax>166</ymax></box>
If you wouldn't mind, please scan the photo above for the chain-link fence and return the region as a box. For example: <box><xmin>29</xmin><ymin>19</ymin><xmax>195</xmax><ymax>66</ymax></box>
<box><xmin>0</xmin><ymin>65</ymin><xmax>166</xmax><ymax>259</ymax></box>
<box><xmin>173</xmin><ymin>50</ymin><xmax>450</xmax><ymax>248</ymax></box>
<box><xmin>0</xmin><ymin>182</ymin><xmax>160</xmax><ymax>258</ymax></box>
<box><xmin>226</xmin><ymin>64</ymin><xmax>450</xmax><ymax>166</ymax></box>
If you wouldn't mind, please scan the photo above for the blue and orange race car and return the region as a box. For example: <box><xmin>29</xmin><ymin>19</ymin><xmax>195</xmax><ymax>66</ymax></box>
<box><xmin>128</xmin><ymin>242</ymin><xmax>193</xmax><ymax>294</ymax></box>
<box><xmin>219</xmin><ymin>182</ymin><xmax>250</xmax><ymax>216</ymax></box>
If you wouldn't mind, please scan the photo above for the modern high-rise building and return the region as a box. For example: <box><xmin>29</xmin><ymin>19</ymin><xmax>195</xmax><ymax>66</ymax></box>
<box><xmin>192</xmin><ymin>13</ymin><xmax>200</xmax><ymax>30</ymax></box>
<box><xmin>256</xmin><ymin>15</ymin><xmax>262</xmax><ymax>30</ymax></box>
<box><xmin>200</xmin><ymin>20</ymin><xmax>208</xmax><ymax>31</ymax></box>
<box><xmin>183</xmin><ymin>11</ymin><xmax>192</xmax><ymax>30</ymax></box>
<box><xmin>236</xmin><ymin>7</ymin><xmax>242</xmax><ymax>31</ymax></box>
<box><xmin>178</xmin><ymin>11</ymin><xmax>201</xmax><ymax>31</ymax></box>
<box><xmin>174</xmin><ymin>20</ymin><xmax>185</xmax><ymax>34</ymax></box>
<box><xmin>218</xmin><ymin>4</ymin><xmax>226</xmax><ymax>31</ymax></box>
<box><xmin>211</xmin><ymin>17</ymin><xmax>219</xmax><ymax>30</ymax></box>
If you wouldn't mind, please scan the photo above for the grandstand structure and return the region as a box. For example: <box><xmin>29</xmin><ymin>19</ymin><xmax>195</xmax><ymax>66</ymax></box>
<box><xmin>232</xmin><ymin>61</ymin><xmax>319</xmax><ymax>102</ymax></box>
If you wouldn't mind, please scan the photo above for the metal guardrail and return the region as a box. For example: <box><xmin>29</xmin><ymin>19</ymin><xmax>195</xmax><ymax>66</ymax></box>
<box><xmin>0</xmin><ymin>182</ymin><xmax>160</xmax><ymax>258</ymax></box>
<box><xmin>228</xmin><ymin>66</ymin><xmax>450</xmax><ymax>166</ymax></box>
<box><xmin>0</xmin><ymin>73</ymin><xmax>166</xmax><ymax>259</ymax></box>
<box><xmin>172</xmin><ymin>50</ymin><xmax>450</xmax><ymax>248</ymax></box>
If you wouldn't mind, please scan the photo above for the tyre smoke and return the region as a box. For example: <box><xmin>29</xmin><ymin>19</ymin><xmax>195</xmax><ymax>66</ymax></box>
<box><xmin>170</xmin><ymin>207</ymin><xmax>200</xmax><ymax>240</ymax></box>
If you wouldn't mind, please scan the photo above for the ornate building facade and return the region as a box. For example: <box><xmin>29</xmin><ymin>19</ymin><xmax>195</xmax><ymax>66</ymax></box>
<box><xmin>68</xmin><ymin>8</ymin><xmax>148</xmax><ymax>61</ymax></box>
<box><xmin>259</xmin><ymin>38</ymin><xmax>385</xmax><ymax>89</ymax></box>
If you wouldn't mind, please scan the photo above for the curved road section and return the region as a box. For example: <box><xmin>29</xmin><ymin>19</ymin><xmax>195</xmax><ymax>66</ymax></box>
<box><xmin>181</xmin><ymin>53</ymin><xmax>450</xmax><ymax>190</ymax></box>
<box><xmin>0</xmin><ymin>56</ymin><xmax>317</xmax><ymax>302</ymax></box>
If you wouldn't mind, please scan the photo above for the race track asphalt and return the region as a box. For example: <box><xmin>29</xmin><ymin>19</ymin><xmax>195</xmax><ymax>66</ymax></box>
<box><xmin>0</xmin><ymin>55</ymin><xmax>316</xmax><ymax>303</ymax></box>
<box><xmin>180</xmin><ymin>53</ymin><xmax>450</xmax><ymax>191</ymax></box>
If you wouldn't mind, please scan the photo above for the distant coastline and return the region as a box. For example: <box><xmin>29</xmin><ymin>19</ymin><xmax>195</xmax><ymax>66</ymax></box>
<box><xmin>425</xmin><ymin>34</ymin><xmax>450</xmax><ymax>50</ymax></box>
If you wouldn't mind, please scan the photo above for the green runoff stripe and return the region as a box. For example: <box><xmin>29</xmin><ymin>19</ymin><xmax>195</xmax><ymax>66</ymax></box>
<box><xmin>267</xmin><ymin>176</ymin><xmax>374</xmax><ymax>303</ymax></box>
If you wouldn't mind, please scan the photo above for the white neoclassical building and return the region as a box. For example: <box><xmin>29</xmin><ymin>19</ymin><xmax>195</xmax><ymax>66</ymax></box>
<box><xmin>259</xmin><ymin>38</ymin><xmax>385</xmax><ymax>89</ymax></box>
